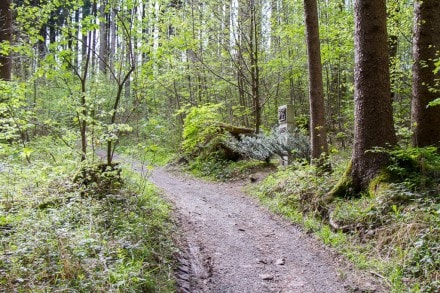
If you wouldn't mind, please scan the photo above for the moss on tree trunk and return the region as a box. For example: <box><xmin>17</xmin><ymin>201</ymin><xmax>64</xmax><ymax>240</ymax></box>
<box><xmin>324</xmin><ymin>160</ymin><xmax>353</xmax><ymax>202</ymax></box>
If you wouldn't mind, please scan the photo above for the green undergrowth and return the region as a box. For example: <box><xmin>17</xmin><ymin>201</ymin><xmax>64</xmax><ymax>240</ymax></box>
<box><xmin>0</xmin><ymin>137</ymin><xmax>176</xmax><ymax>292</ymax></box>
<box><xmin>252</xmin><ymin>148</ymin><xmax>440</xmax><ymax>293</ymax></box>
<box><xmin>186</xmin><ymin>152</ymin><xmax>275</xmax><ymax>181</ymax></box>
<box><xmin>118</xmin><ymin>142</ymin><xmax>174</xmax><ymax>167</ymax></box>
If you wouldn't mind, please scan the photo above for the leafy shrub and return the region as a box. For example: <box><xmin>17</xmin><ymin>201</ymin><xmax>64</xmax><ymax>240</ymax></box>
<box><xmin>188</xmin><ymin>152</ymin><xmax>233</xmax><ymax>180</ymax></box>
<box><xmin>73</xmin><ymin>162</ymin><xmax>123</xmax><ymax>197</ymax></box>
<box><xmin>256</xmin><ymin>161</ymin><xmax>332</xmax><ymax>213</ymax></box>
<box><xmin>386</xmin><ymin>146</ymin><xmax>440</xmax><ymax>191</ymax></box>
<box><xmin>0</xmin><ymin>81</ymin><xmax>30</xmax><ymax>143</ymax></box>
<box><xmin>0</xmin><ymin>138</ymin><xmax>176</xmax><ymax>292</ymax></box>
<box><xmin>179</xmin><ymin>103</ymin><xmax>224</xmax><ymax>158</ymax></box>
<box><xmin>225</xmin><ymin>128</ymin><xmax>310</xmax><ymax>163</ymax></box>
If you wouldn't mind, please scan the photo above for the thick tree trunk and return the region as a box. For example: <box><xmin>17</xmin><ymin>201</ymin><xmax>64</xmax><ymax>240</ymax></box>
<box><xmin>304</xmin><ymin>0</ymin><xmax>328</xmax><ymax>161</ymax></box>
<box><xmin>0</xmin><ymin>0</ymin><xmax>12</xmax><ymax>81</ymax></box>
<box><xmin>411</xmin><ymin>0</ymin><xmax>440</xmax><ymax>148</ymax></box>
<box><xmin>351</xmin><ymin>0</ymin><xmax>397</xmax><ymax>192</ymax></box>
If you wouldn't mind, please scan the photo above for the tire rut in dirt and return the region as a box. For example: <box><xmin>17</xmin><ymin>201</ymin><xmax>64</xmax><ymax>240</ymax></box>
<box><xmin>175</xmin><ymin>238</ymin><xmax>212</xmax><ymax>293</ymax></box>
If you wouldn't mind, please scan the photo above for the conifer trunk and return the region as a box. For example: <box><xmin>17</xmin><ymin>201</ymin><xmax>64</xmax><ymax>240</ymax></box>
<box><xmin>304</xmin><ymin>0</ymin><xmax>328</xmax><ymax>161</ymax></box>
<box><xmin>411</xmin><ymin>0</ymin><xmax>440</xmax><ymax>148</ymax></box>
<box><xmin>0</xmin><ymin>0</ymin><xmax>12</xmax><ymax>81</ymax></box>
<box><xmin>351</xmin><ymin>0</ymin><xmax>397</xmax><ymax>192</ymax></box>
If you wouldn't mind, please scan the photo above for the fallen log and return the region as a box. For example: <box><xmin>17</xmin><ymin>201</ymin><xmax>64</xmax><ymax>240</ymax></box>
<box><xmin>216</xmin><ymin>123</ymin><xmax>254</xmax><ymax>138</ymax></box>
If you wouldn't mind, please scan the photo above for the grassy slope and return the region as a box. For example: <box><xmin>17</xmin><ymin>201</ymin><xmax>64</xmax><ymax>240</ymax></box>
<box><xmin>0</xmin><ymin>138</ymin><xmax>176</xmax><ymax>292</ymax></box>
<box><xmin>251</xmin><ymin>151</ymin><xmax>440</xmax><ymax>293</ymax></box>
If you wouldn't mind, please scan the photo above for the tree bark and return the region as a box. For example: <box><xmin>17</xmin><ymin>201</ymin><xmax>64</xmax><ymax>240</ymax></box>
<box><xmin>99</xmin><ymin>0</ymin><xmax>109</xmax><ymax>73</ymax></box>
<box><xmin>351</xmin><ymin>0</ymin><xmax>397</xmax><ymax>192</ymax></box>
<box><xmin>249</xmin><ymin>0</ymin><xmax>261</xmax><ymax>134</ymax></box>
<box><xmin>411</xmin><ymin>0</ymin><xmax>440</xmax><ymax>148</ymax></box>
<box><xmin>388</xmin><ymin>0</ymin><xmax>400</xmax><ymax>101</ymax></box>
<box><xmin>304</xmin><ymin>0</ymin><xmax>328</xmax><ymax>161</ymax></box>
<box><xmin>0</xmin><ymin>0</ymin><xmax>12</xmax><ymax>81</ymax></box>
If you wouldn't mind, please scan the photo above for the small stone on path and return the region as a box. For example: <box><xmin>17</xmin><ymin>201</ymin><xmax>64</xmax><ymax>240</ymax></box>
<box><xmin>256</xmin><ymin>258</ymin><xmax>268</xmax><ymax>264</ymax></box>
<box><xmin>260</xmin><ymin>274</ymin><xmax>274</xmax><ymax>280</ymax></box>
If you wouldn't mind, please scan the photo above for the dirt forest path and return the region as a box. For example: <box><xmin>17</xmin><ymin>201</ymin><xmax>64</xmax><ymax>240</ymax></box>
<box><xmin>123</xmin><ymin>157</ymin><xmax>384</xmax><ymax>292</ymax></box>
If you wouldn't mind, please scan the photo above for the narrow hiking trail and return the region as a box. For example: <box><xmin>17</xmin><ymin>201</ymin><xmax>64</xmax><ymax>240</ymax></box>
<box><xmin>125</xmin><ymin>158</ymin><xmax>385</xmax><ymax>292</ymax></box>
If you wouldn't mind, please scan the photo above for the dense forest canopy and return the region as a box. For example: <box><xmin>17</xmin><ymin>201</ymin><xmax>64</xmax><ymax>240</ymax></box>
<box><xmin>1</xmin><ymin>0</ymin><xmax>424</xmax><ymax>154</ymax></box>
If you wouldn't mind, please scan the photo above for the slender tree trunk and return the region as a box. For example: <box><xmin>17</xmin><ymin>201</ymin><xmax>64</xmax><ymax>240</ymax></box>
<box><xmin>110</xmin><ymin>8</ymin><xmax>117</xmax><ymax>70</ymax></box>
<box><xmin>91</xmin><ymin>1</ymin><xmax>98</xmax><ymax>73</ymax></box>
<box><xmin>82</xmin><ymin>1</ymin><xmax>91</xmax><ymax>65</ymax></box>
<box><xmin>79</xmin><ymin>30</ymin><xmax>93</xmax><ymax>162</ymax></box>
<box><xmin>38</xmin><ymin>26</ymin><xmax>47</xmax><ymax>59</ymax></box>
<box><xmin>99</xmin><ymin>0</ymin><xmax>109</xmax><ymax>73</ymax></box>
<box><xmin>249</xmin><ymin>0</ymin><xmax>261</xmax><ymax>134</ymax></box>
<box><xmin>0</xmin><ymin>0</ymin><xmax>12</xmax><ymax>81</ymax></box>
<box><xmin>351</xmin><ymin>0</ymin><xmax>397</xmax><ymax>192</ymax></box>
<box><xmin>411</xmin><ymin>0</ymin><xmax>440</xmax><ymax>148</ymax></box>
<box><xmin>107</xmin><ymin>66</ymin><xmax>135</xmax><ymax>166</ymax></box>
<box><xmin>237</xmin><ymin>51</ymin><xmax>249</xmax><ymax>127</ymax></box>
<box><xmin>388</xmin><ymin>0</ymin><xmax>399</xmax><ymax>101</ymax></box>
<box><xmin>304</xmin><ymin>0</ymin><xmax>329</xmax><ymax>161</ymax></box>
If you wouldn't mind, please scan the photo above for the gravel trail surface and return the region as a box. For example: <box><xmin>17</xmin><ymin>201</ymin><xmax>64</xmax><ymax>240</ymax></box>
<box><xmin>125</xmin><ymin>158</ymin><xmax>384</xmax><ymax>292</ymax></box>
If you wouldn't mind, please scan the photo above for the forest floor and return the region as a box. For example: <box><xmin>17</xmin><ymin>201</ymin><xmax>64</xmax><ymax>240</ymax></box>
<box><xmin>123</xmin><ymin>156</ymin><xmax>387</xmax><ymax>293</ymax></box>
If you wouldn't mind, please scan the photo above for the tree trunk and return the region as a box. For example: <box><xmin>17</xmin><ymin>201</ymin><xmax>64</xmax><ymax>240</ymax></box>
<box><xmin>411</xmin><ymin>0</ymin><xmax>440</xmax><ymax>148</ymax></box>
<box><xmin>99</xmin><ymin>0</ymin><xmax>109</xmax><ymax>73</ymax></box>
<box><xmin>82</xmin><ymin>1</ymin><xmax>91</xmax><ymax>64</ymax></box>
<box><xmin>38</xmin><ymin>25</ymin><xmax>47</xmax><ymax>59</ymax></box>
<box><xmin>249</xmin><ymin>0</ymin><xmax>261</xmax><ymax>134</ymax></box>
<box><xmin>91</xmin><ymin>1</ymin><xmax>98</xmax><ymax>72</ymax></box>
<box><xmin>110</xmin><ymin>8</ymin><xmax>117</xmax><ymax>70</ymax></box>
<box><xmin>304</xmin><ymin>0</ymin><xmax>328</xmax><ymax>161</ymax></box>
<box><xmin>388</xmin><ymin>0</ymin><xmax>399</xmax><ymax>101</ymax></box>
<box><xmin>0</xmin><ymin>0</ymin><xmax>12</xmax><ymax>81</ymax></box>
<box><xmin>79</xmin><ymin>30</ymin><xmax>93</xmax><ymax>162</ymax></box>
<box><xmin>351</xmin><ymin>0</ymin><xmax>397</xmax><ymax>192</ymax></box>
<box><xmin>237</xmin><ymin>51</ymin><xmax>249</xmax><ymax>127</ymax></box>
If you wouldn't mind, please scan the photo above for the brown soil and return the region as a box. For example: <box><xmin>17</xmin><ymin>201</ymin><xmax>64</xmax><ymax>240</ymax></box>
<box><xmin>117</xmin><ymin>153</ymin><xmax>386</xmax><ymax>293</ymax></box>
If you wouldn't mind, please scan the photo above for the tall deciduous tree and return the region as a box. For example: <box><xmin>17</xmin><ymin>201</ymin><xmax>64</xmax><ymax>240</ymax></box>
<box><xmin>0</xmin><ymin>0</ymin><xmax>12</xmax><ymax>81</ymax></box>
<box><xmin>411</xmin><ymin>0</ymin><xmax>440</xmax><ymax>148</ymax></box>
<box><xmin>304</xmin><ymin>0</ymin><xmax>328</xmax><ymax>162</ymax></box>
<box><xmin>350</xmin><ymin>0</ymin><xmax>397</xmax><ymax>192</ymax></box>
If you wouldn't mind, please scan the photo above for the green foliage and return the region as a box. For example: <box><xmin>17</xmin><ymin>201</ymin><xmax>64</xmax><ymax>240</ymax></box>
<box><xmin>0</xmin><ymin>138</ymin><xmax>176</xmax><ymax>292</ymax></box>
<box><xmin>188</xmin><ymin>152</ymin><xmax>270</xmax><ymax>181</ymax></box>
<box><xmin>0</xmin><ymin>81</ymin><xmax>32</xmax><ymax>143</ymax></box>
<box><xmin>226</xmin><ymin>128</ymin><xmax>310</xmax><ymax>163</ymax></box>
<box><xmin>255</xmin><ymin>147</ymin><xmax>440</xmax><ymax>292</ymax></box>
<box><xmin>119</xmin><ymin>142</ymin><xmax>173</xmax><ymax>167</ymax></box>
<box><xmin>386</xmin><ymin>146</ymin><xmax>440</xmax><ymax>191</ymax></box>
<box><xmin>188</xmin><ymin>152</ymin><xmax>232</xmax><ymax>180</ymax></box>
<box><xmin>428</xmin><ymin>57</ymin><xmax>440</xmax><ymax>107</ymax></box>
<box><xmin>256</xmin><ymin>161</ymin><xmax>335</xmax><ymax>214</ymax></box>
<box><xmin>73</xmin><ymin>162</ymin><xmax>123</xmax><ymax>197</ymax></box>
<box><xmin>117</xmin><ymin>116</ymin><xmax>182</xmax><ymax>167</ymax></box>
<box><xmin>179</xmin><ymin>103</ymin><xmax>224</xmax><ymax>158</ymax></box>
<box><xmin>428</xmin><ymin>98</ymin><xmax>440</xmax><ymax>107</ymax></box>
